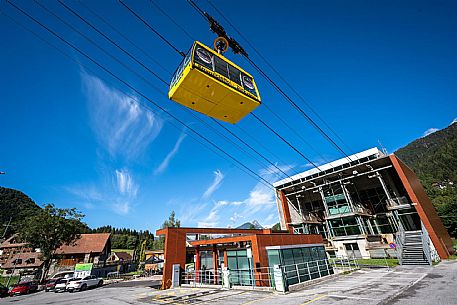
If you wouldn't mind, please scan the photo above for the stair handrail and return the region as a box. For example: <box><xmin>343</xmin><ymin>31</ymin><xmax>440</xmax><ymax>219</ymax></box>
<box><xmin>395</xmin><ymin>221</ymin><xmax>405</xmax><ymax>265</ymax></box>
<box><xmin>421</xmin><ymin>221</ymin><xmax>432</xmax><ymax>265</ymax></box>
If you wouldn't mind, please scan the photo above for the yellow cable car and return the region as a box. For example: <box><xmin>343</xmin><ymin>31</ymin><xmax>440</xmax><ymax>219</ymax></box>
<box><xmin>168</xmin><ymin>41</ymin><xmax>261</xmax><ymax>124</ymax></box>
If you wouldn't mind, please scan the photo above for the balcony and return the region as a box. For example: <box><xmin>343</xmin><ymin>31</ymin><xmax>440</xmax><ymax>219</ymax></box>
<box><xmin>386</xmin><ymin>197</ymin><xmax>411</xmax><ymax>210</ymax></box>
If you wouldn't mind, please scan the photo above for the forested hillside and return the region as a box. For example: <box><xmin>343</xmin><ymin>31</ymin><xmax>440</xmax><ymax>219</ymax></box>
<box><xmin>395</xmin><ymin>122</ymin><xmax>457</xmax><ymax>237</ymax></box>
<box><xmin>0</xmin><ymin>186</ymin><xmax>41</xmax><ymax>236</ymax></box>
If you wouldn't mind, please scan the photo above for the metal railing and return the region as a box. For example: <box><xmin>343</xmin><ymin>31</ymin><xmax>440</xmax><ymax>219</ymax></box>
<box><xmin>181</xmin><ymin>269</ymin><xmax>222</xmax><ymax>287</ymax></box>
<box><xmin>228</xmin><ymin>266</ymin><xmax>274</xmax><ymax>288</ymax></box>
<box><xmin>421</xmin><ymin>221</ymin><xmax>432</xmax><ymax>265</ymax></box>
<box><xmin>395</xmin><ymin>222</ymin><xmax>405</xmax><ymax>265</ymax></box>
<box><xmin>282</xmin><ymin>258</ymin><xmax>358</xmax><ymax>287</ymax></box>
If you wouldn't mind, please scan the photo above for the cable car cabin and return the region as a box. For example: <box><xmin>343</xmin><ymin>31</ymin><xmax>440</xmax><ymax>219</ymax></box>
<box><xmin>168</xmin><ymin>41</ymin><xmax>261</xmax><ymax>124</ymax></box>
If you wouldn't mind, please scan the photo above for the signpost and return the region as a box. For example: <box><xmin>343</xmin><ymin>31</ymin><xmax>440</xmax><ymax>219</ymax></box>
<box><xmin>74</xmin><ymin>263</ymin><xmax>93</xmax><ymax>278</ymax></box>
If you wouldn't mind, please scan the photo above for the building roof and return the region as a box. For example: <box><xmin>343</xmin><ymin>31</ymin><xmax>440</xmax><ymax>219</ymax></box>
<box><xmin>55</xmin><ymin>233</ymin><xmax>110</xmax><ymax>255</ymax></box>
<box><xmin>0</xmin><ymin>234</ymin><xmax>28</xmax><ymax>249</ymax></box>
<box><xmin>114</xmin><ymin>251</ymin><xmax>132</xmax><ymax>261</ymax></box>
<box><xmin>2</xmin><ymin>252</ymin><xmax>44</xmax><ymax>269</ymax></box>
<box><xmin>273</xmin><ymin>147</ymin><xmax>383</xmax><ymax>187</ymax></box>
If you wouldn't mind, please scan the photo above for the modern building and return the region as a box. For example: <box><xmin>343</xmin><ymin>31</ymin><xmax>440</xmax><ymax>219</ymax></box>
<box><xmin>273</xmin><ymin>148</ymin><xmax>454</xmax><ymax>264</ymax></box>
<box><xmin>156</xmin><ymin>227</ymin><xmax>327</xmax><ymax>289</ymax></box>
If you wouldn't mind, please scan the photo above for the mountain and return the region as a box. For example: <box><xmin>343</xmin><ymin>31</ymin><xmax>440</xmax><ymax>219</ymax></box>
<box><xmin>0</xmin><ymin>186</ymin><xmax>41</xmax><ymax>237</ymax></box>
<box><xmin>236</xmin><ymin>220</ymin><xmax>264</xmax><ymax>230</ymax></box>
<box><xmin>395</xmin><ymin>122</ymin><xmax>457</xmax><ymax>237</ymax></box>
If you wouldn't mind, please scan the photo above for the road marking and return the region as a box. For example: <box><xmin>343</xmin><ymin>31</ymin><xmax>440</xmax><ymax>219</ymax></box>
<box><xmin>301</xmin><ymin>294</ymin><xmax>327</xmax><ymax>305</ymax></box>
<box><xmin>327</xmin><ymin>294</ymin><xmax>381</xmax><ymax>300</ymax></box>
<box><xmin>240</xmin><ymin>294</ymin><xmax>276</xmax><ymax>305</ymax></box>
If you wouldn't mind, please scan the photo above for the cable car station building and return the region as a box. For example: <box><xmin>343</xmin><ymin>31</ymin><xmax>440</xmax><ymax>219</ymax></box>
<box><xmin>274</xmin><ymin>148</ymin><xmax>454</xmax><ymax>263</ymax></box>
<box><xmin>156</xmin><ymin>227</ymin><xmax>328</xmax><ymax>289</ymax></box>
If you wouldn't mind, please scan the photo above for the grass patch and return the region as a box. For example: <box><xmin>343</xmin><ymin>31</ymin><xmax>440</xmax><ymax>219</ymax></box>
<box><xmin>112</xmin><ymin>249</ymin><xmax>134</xmax><ymax>255</ymax></box>
<box><xmin>356</xmin><ymin>258</ymin><xmax>399</xmax><ymax>267</ymax></box>
<box><xmin>0</xmin><ymin>275</ymin><xmax>19</xmax><ymax>287</ymax></box>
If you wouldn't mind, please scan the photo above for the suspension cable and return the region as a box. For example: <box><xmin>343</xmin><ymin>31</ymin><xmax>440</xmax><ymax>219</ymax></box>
<box><xmin>120</xmin><ymin>0</ymin><xmax>324</xmax><ymax>174</ymax></box>
<box><xmin>205</xmin><ymin>0</ymin><xmax>354</xmax><ymax>154</ymax></box>
<box><xmin>4</xmin><ymin>0</ymin><xmax>273</xmax><ymax>188</ymax></box>
<box><xmin>77</xmin><ymin>0</ymin><xmax>172</xmax><ymax>75</ymax></box>
<box><xmin>0</xmin><ymin>8</ymin><xmax>269</xmax><ymax>187</ymax></box>
<box><xmin>118</xmin><ymin>0</ymin><xmax>186</xmax><ymax>57</ymax></box>
<box><xmin>186</xmin><ymin>0</ymin><xmax>353</xmax><ymax>162</ymax></box>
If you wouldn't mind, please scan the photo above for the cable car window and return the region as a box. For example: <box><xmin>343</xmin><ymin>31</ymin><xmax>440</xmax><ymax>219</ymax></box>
<box><xmin>228</xmin><ymin>65</ymin><xmax>242</xmax><ymax>86</ymax></box>
<box><xmin>213</xmin><ymin>56</ymin><xmax>229</xmax><ymax>78</ymax></box>
<box><xmin>194</xmin><ymin>47</ymin><xmax>213</xmax><ymax>70</ymax></box>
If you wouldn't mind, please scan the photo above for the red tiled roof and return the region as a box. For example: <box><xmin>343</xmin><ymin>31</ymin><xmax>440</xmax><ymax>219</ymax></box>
<box><xmin>0</xmin><ymin>234</ymin><xmax>28</xmax><ymax>249</ymax></box>
<box><xmin>2</xmin><ymin>252</ymin><xmax>44</xmax><ymax>269</ymax></box>
<box><xmin>114</xmin><ymin>251</ymin><xmax>132</xmax><ymax>261</ymax></box>
<box><xmin>55</xmin><ymin>233</ymin><xmax>110</xmax><ymax>255</ymax></box>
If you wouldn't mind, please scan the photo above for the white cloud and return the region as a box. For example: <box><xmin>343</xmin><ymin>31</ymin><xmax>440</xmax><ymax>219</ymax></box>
<box><xmin>82</xmin><ymin>73</ymin><xmax>163</xmax><ymax>159</ymax></box>
<box><xmin>422</xmin><ymin>128</ymin><xmax>439</xmax><ymax>137</ymax></box>
<box><xmin>65</xmin><ymin>168</ymin><xmax>139</xmax><ymax>215</ymax></box>
<box><xmin>450</xmin><ymin>118</ymin><xmax>457</xmax><ymax>126</ymax></box>
<box><xmin>112</xmin><ymin>201</ymin><xmax>131</xmax><ymax>215</ymax></box>
<box><xmin>155</xmin><ymin>131</ymin><xmax>187</xmax><ymax>174</ymax></box>
<box><xmin>202</xmin><ymin>170</ymin><xmax>224</xmax><ymax>199</ymax></box>
<box><xmin>193</xmin><ymin>164</ymin><xmax>285</xmax><ymax>228</ymax></box>
<box><xmin>115</xmin><ymin>168</ymin><xmax>138</xmax><ymax>197</ymax></box>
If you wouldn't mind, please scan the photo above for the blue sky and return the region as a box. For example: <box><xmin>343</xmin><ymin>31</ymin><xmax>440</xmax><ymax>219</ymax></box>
<box><xmin>1</xmin><ymin>0</ymin><xmax>456</xmax><ymax>231</ymax></box>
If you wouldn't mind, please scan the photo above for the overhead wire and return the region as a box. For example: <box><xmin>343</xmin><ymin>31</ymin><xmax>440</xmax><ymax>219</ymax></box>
<box><xmin>148</xmin><ymin>0</ymin><xmax>194</xmax><ymax>41</ymax></box>
<box><xmin>141</xmin><ymin>0</ymin><xmax>294</xmax><ymax>180</ymax></box>
<box><xmin>119</xmin><ymin>0</ymin><xmax>324</xmax><ymax>175</ymax></box>
<box><xmin>0</xmin><ymin>9</ymin><xmax>258</xmax><ymax>186</ymax></box>
<box><xmin>77</xmin><ymin>0</ymin><xmax>173</xmax><ymax>76</ymax></box>
<box><xmin>56</xmin><ymin>0</ymin><xmax>169</xmax><ymax>86</ymax></box>
<box><xmin>4</xmin><ymin>0</ymin><xmax>273</xmax><ymax>188</ymax></box>
<box><xmin>205</xmin><ymin>0</ymin><xmax>355</xmax><ymax>154</ymax></box>
<box><xmin>186</xmin><ymin>0</ymin><xmax>353</xmax><ymax>163</ymax></box>
<box><xmin>52</xmin><ymin>0</ymin><xmax>287</xmax><ymax>180</ymax></box>
<box><xmin>118</xmin><ymin>0</ymin><xmax>186</xmax><ymax>57</ymax></box>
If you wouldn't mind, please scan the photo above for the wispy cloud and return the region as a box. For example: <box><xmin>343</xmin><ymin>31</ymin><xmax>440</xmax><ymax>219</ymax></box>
<box><xmin>65</xmin><ymin>168</ymin><xmax>139</xmax><ymax>215</ymax></box>
<box><xmin>82</xmin><ymin>72</ymin><xmax>163</xmax><ymax>159</ymax></box>
<box><xmin>115</xmin><ymin>168</ymin><xmax>138</xmax><ymax>197</ymax></box>
<box><xmin>423</xmin><ymin>127</ymin><xmax>439</xmax><ymax>137</ymax></box>
<box><xmin>195</xmin><ymin>165</ymin><xmax>288</xmax><ymax>228</ymax></box>
<box><xmin>202</xmin><ymin>170</ymin><xmax>224</xmax><ymax>199</ymax></box>
<box><xmin>155</xmin><ymin>131</ymin><xmax>187</xmax><ymax>175</ymax></box>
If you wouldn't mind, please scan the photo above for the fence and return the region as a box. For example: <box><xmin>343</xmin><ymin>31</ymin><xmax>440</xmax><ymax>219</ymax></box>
<box><xmin>181</xmin><ymin>269</ymin><xmax>222</xmax><ymax>287</ymax></box>
<box><xmin>179</xmin><ymin>257</ymin><xmax>359</xmax><ymax>291</ymax></box>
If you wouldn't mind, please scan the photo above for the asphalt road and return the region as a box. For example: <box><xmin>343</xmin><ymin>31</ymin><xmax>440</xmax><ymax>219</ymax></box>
<box><xmin>3</xmin><ymin>261</ymin><xmax>456</xmax><ymax>305</ymax></box>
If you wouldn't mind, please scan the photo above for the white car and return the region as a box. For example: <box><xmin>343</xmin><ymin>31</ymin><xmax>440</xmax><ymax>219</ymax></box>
<box><xmin>66</xmin><ymin>275</ymin><xmax>103</xmax><ymax>292</ymax></box>
<box><xmin>54</xmin><ymin>278</ymin><xmax>72</xmax><ymax>293</ymax></box>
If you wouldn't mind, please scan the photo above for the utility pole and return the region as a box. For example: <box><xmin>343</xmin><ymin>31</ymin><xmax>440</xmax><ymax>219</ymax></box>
<box><xmin>2</xmin><ymin>217</ymin><xmax>13</xmax><ymax>240</ymax></box>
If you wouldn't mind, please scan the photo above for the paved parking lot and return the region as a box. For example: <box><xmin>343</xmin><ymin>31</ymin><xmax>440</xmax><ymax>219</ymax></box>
<box><xmin>3</xmin><ymin>261</ymin><xmax>456</xmax><ymax>305</ymax></box>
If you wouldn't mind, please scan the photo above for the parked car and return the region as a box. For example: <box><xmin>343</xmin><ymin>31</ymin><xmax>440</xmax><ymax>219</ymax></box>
<box><xmin>0</xmin><ymin>284</ymin><xmax>9</xmax><ymax>298</ymax></box>
<box><xmin>66</xmin><ymin>275</ymin><xmax>103</xmax><ymax>292</ymax></box>
<box><xmin>9</xmin><ymin>281</ymin><xmax>38</xmax><ymax>296</ymax></box>
<box><xmin>45</xmin><ymin>278</ymin><xmax>59</xmax><ymax>292</ymax></box>
<box><xmin>51</xmin><ymin>271</ymin><xmax>74</xmax><ymax>279</ymax></box>
<box><xmin>54</xmin><ymin>278</ymin><xmax>72</xmax><ymax>293</ymax></box>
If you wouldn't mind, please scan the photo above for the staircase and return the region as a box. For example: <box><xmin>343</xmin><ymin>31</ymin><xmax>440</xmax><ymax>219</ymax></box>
<box><xmin>400</xmin><ymin>231</ymin><xmax>430</xmax><ymax>265</ymax></box>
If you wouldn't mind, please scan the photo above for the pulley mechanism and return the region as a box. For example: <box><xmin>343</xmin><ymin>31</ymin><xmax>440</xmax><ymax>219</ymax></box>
<box><xmin>204</xmin><ymin>13</ymin><xmax>248</xmax><ymax>57</ymax></box>
<box><xmin>213</xmin><ymin>36</ymin><xmax>229</xmax><ymax>54</ymax></box>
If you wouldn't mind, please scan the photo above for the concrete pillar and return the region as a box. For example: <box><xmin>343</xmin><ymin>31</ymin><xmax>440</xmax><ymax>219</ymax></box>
<box><xmin>212</xmin><ymin>245</ymin><xmax>218</xmax><ymax>284</ymax></box>
<box><xmin>195</xmin><ymin>246</ymin><xmax>200</xmax><ymax>281</ymax></box>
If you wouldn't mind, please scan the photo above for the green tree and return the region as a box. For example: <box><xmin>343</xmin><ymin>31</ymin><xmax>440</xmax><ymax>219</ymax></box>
<box><xmin>162</xmin><ymin>210</ymin><xmax>181</xmax><ymax>228</ymax></box>
<box><xmin>271</xmin><ymin>223</ymin><xmax>281</xmax><ymax>231</ymax></box>
<box><xmin>19</xmin><ymin>204</ymin><xmax>85</xmax><ymax>282</ymax></box>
